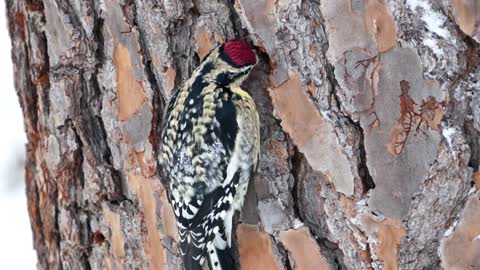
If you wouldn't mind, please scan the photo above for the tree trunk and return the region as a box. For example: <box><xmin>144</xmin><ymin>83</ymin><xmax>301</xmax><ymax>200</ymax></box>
<box><xmin>6</xmin><ymin>0</ymin><xmax>480</xmax><ymax>269</ymax></box>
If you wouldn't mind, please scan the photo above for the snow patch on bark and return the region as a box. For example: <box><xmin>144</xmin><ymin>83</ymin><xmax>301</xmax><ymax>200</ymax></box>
<box><xmin>406</xmin><ymin>0</ymin><xmax>456</xmax><ymax>64</ymax></box>
<box><xmin>444</xmin><ymin>220</ymin><xmax>458</xmax><ymax>237</ymax></box>
<box><xmin>442</xmin><ymin>127</ymin><xmax>457</xmax><ymax>149</ymax></box>
<box><xmin>406</xmin><ymin>0</ymin><xmax>451</xmax><ymax>40</ymax></box>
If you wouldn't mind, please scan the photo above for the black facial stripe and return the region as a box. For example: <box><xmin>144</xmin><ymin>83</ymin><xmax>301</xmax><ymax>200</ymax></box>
<box><xmin>215</xmin><ymin>70</ymin><xmax>249</xmax><ymax>86</ymax></box>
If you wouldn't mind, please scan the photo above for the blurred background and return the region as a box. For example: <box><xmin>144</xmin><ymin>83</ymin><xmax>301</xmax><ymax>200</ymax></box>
<box><xmin>0</xmin><ymin>2</ymin><xmax>37</xmax><ymax>268</ymax></box>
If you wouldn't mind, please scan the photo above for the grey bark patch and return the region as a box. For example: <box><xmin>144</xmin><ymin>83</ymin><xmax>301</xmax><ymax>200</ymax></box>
<box><xmin>363</xmin><ymin>48</ymin><xmax>442</xmax><ymax>219</ymax></box>
<box><xmin>258</xmin><ymin>199</ymin><xmax>291</xmax><ymax>234</ymax></box>
<box><xmin>124</xmin><ymin>104</ymin><xmax>152</xmax><ymax>152</ymax></box>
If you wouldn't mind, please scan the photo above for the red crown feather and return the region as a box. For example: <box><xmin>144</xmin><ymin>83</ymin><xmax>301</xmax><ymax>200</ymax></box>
<box><xmin>223</xmin><ymin>40</ymin><xmax>256</xmax><ymax>66</ymax></box>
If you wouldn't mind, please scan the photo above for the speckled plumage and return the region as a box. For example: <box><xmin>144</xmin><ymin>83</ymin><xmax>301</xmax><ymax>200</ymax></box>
<box><xmin>158</xmin><ymin>41</ymin><xmax>259</xmax><ymax>270</ymax></box>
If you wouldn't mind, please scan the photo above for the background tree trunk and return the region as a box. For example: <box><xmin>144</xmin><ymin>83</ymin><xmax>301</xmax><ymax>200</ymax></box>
<box><xmin>6</xmin><ymin>0</ymin><xmax>480</xmax><ymax>269</ymax></box>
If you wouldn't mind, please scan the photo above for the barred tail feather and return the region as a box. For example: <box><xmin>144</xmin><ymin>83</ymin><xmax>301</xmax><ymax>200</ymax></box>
<box><xmin>215</xmin><ymin>246</ymin><xmax>237</xmax><ymax>270</ymax></box>
<box><xmin>180</xmin><ymin>228</ymin><xmax>205</xmax><ymax>270</ymax></box>
<box><xmin>183</xmin><ymin>250</ymin><xmax>203</xmax><ymax>270</ymax></box>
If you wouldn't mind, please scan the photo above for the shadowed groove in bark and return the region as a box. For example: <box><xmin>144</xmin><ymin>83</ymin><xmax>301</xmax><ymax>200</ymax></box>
<box><xmin>465</xmin><ymin>120</ymin><xmax>480</xmax><ymax>171</ymax></box>
<box><xmin>460</xmin><ymin>38</ymin><xmax>480</xmax><ymax>172</ymax></box>
<box><xmin>72</xmin><ymin>3</ymin><xmax>127</xmax><ymax>205</ymax></box>
<box><xmin>275</xmin><ymin>240</ymin><xmax>293</xmax><ymax>270</ymax></box>
<box><xmin>290</xmin><ymin>146</ymin><xmax>304</xmax><ymax>219</ymax></box>
<box><xmin>225</xmin><ymin>0</ymin><xmax>248</xmax><ymax>39</ymax></box>
<box><xmin>290</xmin><ymin>147</ymin><xmax>344</xmax><ymax>269</ymax></box>
<box><xmin>443</xmin><ymin>30</ymin><xmax>480</xmax><ymax>169</ymax></box>
<box><xmin>350</xmin><ymin>119</ymin><xmax>376</xmax><ymax>193</ymax></box>
<box><xmin>317</xmin><ymin>9</ymin><xmax>375</xmax><ymax>195</ymax></box>
<box><xmin>55</xmin><ymin>13</ymin><xmax>111</xmax><ymax>267</ymax></box>
<box><xmin>65</xmin><ymin>120</ymin><xmax>91</xmax><ymax>268</ymax></box>
<box><xmin>128</xmin><ymin>0</ymin><xmax>166</xmax><ymax>159</ymax></box>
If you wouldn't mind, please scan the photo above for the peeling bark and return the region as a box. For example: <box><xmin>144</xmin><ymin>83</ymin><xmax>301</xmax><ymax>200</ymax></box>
<box><xmin>6</xmin><ymin>0</ymin><xmax>480</xmax><ymax>269</ymax></box>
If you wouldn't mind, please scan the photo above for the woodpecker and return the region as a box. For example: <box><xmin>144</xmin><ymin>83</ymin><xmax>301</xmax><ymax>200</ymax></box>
<box><xmin>158</xmin><ymin>40</ymin><xmax>260</xmax><ymax>270</ymax></box>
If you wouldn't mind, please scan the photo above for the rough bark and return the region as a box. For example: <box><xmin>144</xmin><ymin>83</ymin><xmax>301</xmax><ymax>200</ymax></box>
<box><xmin>6</xmin><ymin>0</ymin><xmax>480</xmax><ymax>269</ymax></box>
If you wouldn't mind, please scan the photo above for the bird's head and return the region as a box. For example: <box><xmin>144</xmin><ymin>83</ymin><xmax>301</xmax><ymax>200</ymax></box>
<box><xmin>220</xmin><ymin>40</ymin><xmax>257</xmax><ymax>68</ymax></box>
<box><xmin>202</xmin><ymin>40</ymin><xmax>257</xmax><ymax>88</ymax></box>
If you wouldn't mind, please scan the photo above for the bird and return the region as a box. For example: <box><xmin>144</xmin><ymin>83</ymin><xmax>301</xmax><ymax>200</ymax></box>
<box><xmin>158</xmin><ymin>40</ymin><xmax>260</xmax><ymax>270</ymax></box>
